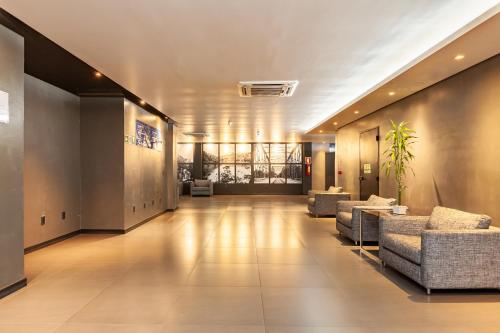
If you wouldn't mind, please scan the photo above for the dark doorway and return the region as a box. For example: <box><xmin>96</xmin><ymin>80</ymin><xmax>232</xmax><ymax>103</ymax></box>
<box><xmin>359</xmin><ymin>127</ymin><xmax>379</xmax><ymax>200</ymax></box>
<box><xmin>325</xmin><ymin>152</ymin><xmax>335</xmax><ymax>189</ymax></box>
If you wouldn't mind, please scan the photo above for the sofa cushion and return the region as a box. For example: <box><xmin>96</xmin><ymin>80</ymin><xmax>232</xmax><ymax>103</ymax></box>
<box><xmin>327</xmin><ymin>186</ymin><xmax>343</xmax><ymax>193</ymax></box>
<box><xmin>194</xmin><ymin>179</ymin><xmax>210</xmax><ymax>187</ymax></box>
<box><xmin>383</xmin><ymin>233</ymin><xmax>422</xmax><ymax>265</ymax></box>
<box><xmin>337</xmin><ymin>212</ymin><xmax>353</xmax><ymax>228</ymax></box>
<box><xmin>308</xmin><ymin>197</ymin><xmax>315</xmax><ymax>206</ymax></box>
<box><xmin>366</xmin><ymin>195</ymin><xmax>396</xmax><ymax>206</ymax></box>
<box><xmin>427</xmin><ymin>206</ymin><xmax>491</xmax><ymax>230</ymax></box>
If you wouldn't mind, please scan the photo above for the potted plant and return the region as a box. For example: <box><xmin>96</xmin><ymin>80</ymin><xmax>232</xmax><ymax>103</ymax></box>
<box><xmin>382</xmin><ymin>120</ymin><xmax>417</xmax><ymax>215</ymax></box>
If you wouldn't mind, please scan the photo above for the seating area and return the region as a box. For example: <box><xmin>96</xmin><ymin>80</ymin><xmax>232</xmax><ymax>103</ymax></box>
<box><xmin>380</xmin><ymin>206</ymin><xmax>500</xmax><ymax>294</ymax></box>
<box><xmin>307</xmin><ymin>192</ymin><xmax>500</xmax><ymax>294</ymax></box>
<box><xmin>190</xmin><ymin>179</ymin><xmax>214</xmax><ymax>196</ymax></box>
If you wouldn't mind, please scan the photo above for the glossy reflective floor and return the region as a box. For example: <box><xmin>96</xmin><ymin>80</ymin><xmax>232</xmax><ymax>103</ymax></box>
<box><xmin>1</xmin><ymin>195</ymin><xmax>499</xmax><ymax>332</ymax></box>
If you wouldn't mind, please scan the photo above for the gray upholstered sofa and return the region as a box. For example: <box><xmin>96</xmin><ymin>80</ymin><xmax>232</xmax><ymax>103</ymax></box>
<box><xmin>190</xmin><ymin>179</ymin><xmax>213</xmax><ymax>196</ymax></box>
<box><xmin>308</xmin><ymin>189</ymin><xmax>351</xmax><ymax>217</ymax></box>
<box><xmin>307</xmin><ymin>186</ymin><xmax>344</xmax><ymax>198</ymax></box>
<box><xmin>336</xmin><ymin>195</ymin><xmax>396</xmax><ymax>244</ymax></box>
<box><xmin>379</xmin><ymin>206</ymin><xmax>500</xmax><ymax>294</ymax></box>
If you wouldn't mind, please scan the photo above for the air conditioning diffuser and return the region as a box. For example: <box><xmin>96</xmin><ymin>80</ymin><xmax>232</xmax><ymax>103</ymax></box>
<box><xmin>238</xmin><ymin>80</ymin><xmax>299</xmax><ymax>97</ymax></box>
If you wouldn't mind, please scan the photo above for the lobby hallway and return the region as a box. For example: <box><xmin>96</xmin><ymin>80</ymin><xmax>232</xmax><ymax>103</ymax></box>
<box><xmin>0</xmin><ymin>195</ymin><xmax>499</xmax><ymax>333</ymax></box>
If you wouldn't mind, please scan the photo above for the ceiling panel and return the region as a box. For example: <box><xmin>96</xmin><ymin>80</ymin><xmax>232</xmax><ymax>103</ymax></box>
<box><xmin>1</xmin><ymin>0</ymin><xmax>498</xmax><ymax>141</ymax></box>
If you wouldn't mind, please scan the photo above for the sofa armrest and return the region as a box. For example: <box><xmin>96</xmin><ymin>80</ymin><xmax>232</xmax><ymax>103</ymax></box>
<box><xmin>209</xmin><ymin>181</ymin><xmax>214</xmax><ymax>195</ymax></box>
<box><xmin>421</xmin><ymin>227</ymin><xmax>500</xmax><ymax>288</ymax></box>
<box><xmin>314</xmin><ymin>193</ymin><xmax>351</xmax><ymax>212</ymax></box>
<box><xmin>336</xmin><ymin>200</ymin><xmax>367</xmax><ymax>213</ymax></box>
<box><xmin>380</xmin><ymin>215</ymin><xmax>429</xmax><ymax>236</ymax></box>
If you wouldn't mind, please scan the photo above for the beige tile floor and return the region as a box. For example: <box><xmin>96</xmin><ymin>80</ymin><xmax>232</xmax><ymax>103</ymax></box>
<box><xmin>0</xmin><ymin>195</ymin><xmax>499</xmax><ymax>332</ymax></box>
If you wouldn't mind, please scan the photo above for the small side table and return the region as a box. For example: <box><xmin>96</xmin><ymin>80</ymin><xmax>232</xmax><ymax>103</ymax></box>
<box><xmin>359</xmin><ymin>208</ymin><xmax>395</xmax><ymax>263</ymax></box>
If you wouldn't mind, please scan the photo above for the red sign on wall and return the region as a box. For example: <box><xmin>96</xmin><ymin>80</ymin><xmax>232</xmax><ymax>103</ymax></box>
<box><xmin>305</xmin><ymin>157</ymin><xmax>312</xmax><ymax>176</ymax></box>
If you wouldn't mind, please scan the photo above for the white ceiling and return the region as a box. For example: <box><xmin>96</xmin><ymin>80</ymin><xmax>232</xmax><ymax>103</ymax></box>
<box><xmin>1</xmin><ymin>0</ymin><xmax>498</xmax><ymax>142</ymax></box>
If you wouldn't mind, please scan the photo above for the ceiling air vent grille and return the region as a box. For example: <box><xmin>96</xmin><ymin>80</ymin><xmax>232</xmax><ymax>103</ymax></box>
<box><xmin>238</xmin><ymin>80</ymin><xmax>299</xmax><ymax>97</ymax></box>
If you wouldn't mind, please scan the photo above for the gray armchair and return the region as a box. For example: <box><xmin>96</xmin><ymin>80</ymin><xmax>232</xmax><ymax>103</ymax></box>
<box><xmin>379</xmin><ymin>206</ymin><xmax>500</xmax><ymax>294</ymax></box>
<box><xmin>336</xmin><ymin>195</ymin><xmax>396</xmax><ymax>244</ymax></box>
<box><xmin>190</xmin><ymin>179</ymin><xmax>213</xmax><ymax>196</ymax></box>
<box><xmin>308</xmin><ymin>192</ymin><xmax>351</xmax><ymax>217</ymax></box>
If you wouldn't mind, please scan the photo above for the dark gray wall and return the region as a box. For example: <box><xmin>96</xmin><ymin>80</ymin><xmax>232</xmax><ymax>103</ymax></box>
<box><xmin>24</xmin><ymin>75</ymin><xmax>81</xmax><ymax>248</ymax></box>
<box><xmin>81</xmin><ymin>97</ymin><xmax>124</xmax><ymax>230</ymax></box>
<box><xmin>337</xmin><ymin>55</ymin><xmax>500</xmax><ymax>224</ymax></box>
<box><xmin>0</xmin><ymin>25</ymin><xmax>25</xmax><ymax>291</ymax></box>
<box><xmin>123</xmin><ymin>100</ymin><xmax>170</xmax><ymax>229</ymax></box>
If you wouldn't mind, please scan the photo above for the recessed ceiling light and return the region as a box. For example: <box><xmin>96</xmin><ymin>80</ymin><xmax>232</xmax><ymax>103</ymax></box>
<box><xmin>319</xmin><ymin>130</ymin><xmax>323</xmax><ymax>133</ymax></box>
<box><xmin>354</xmin><ymin>110</ymin><xmax>359</xmax><ymax>114</ymax></box>
<box><xmin>227</xmin><ymin>120</ymin><xmax>232</xmax><ymax>127</ymax></box>
<box><xmin>388</xmin><ymin>91</ymin><xmax>395</xmax><ymax>96</ymax></box>
<box><xmin>140</xmin><ymin>100</ymin><xmax>146</xmax><ymax>106</ymax></box>
<box><xmin>94</xmin><ymin>71</ymin><xmax>102</xmax><ymax>78</ymax></box>
<box><xmin>333</xmin><ymin>122</ymin><xmax>338</xmax><ymax>126</ymax></box>
<box><xmin>454</xmin><ymin>54</ymin><xmax>465</xmax><ymax>60</ymax></box>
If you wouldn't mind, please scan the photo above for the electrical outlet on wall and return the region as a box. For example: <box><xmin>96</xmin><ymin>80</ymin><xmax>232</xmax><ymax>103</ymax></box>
<box><xmin>144</xmin><ymin>203</ymin><xmax>146</xmax><ymax>209</ymax></box>
<box><xmin>133</xmin><ymin>205</ymin><xmax>136</xmax><ymax>213</ymax></box>
<box><xmin>61</xmin><ymin>211</ymin><xmax>66</xmax><ymax>220</ymax></box>
<box><xmin>41</xmin><ymin>215</ymin><xmax>46</xmax><ymax>226</ymax></box>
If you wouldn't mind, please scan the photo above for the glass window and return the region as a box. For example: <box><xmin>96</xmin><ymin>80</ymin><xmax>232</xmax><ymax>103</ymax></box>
<box><xmin>270</xmin><ymin>164</ymin><xmax>286</xmax><ymax>184</ymax></box>
<box><xmin>253</xmin><ymin>164</ymin><xmax>269</xmax><ymax>184</ymax></box>
<box><xmin>286</xmin><ymin>164</ymin><xmax>302</xmax><ymax>184</ymax></box>
<box><xmin>177</xmin><ymin>143</ymin><xmax>194</xmax><ymax>163</ymax></box>
<box><xmin>178</xmin><ymin>164</ymin><xmax>193</xmax><ymax>182</ymax></box>
<box><xmin>270</xmin><ymin>144</ymin><xmax>286</xmax><ymax>163</ymax></box>
<box><xmin>219</xmin><ymin>164</ymin><xmax>235</xmax><ymax>183</ymax></box>
<box><xmin>253</xmin><ymin>143</ymin><xmax>269</xmax><ymax>163</ymax></box>
<box><xmin>236</xmin><ymin>144</ymin><xmax>252</xmax><ymax>163</ymax></box>
<box><xmin>220</xmin><ymin>144</ymin><xmax>235</xmax><ymax>163</ymax></box>
<box><xmin>236</xmin><ymin>164</ymin><xmax>251</xmax><ymax>183</ymax></box>
<box><xmin>203</xmin><ymin>143</ymin><xmax>219</xmax><ymax>163</ymax></box>
<box><xmin>287</xmin><ymin>143</ymin><xmax>302</xmax><ymax>163</ymax></box>
<box><xmin>203</xmin><ymin>164</ymin><xmax>219</xmax><ymax>182</ymax></box>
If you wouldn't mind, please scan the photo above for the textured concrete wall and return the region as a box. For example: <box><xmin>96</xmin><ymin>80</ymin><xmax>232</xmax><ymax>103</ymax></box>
<box><xmin>123</xmin><ymin>100</ymin><xmax>169</xmax><ymax>229</ymax></box>
<box><xmin>0</xmin><ymin>25</ymin><xmax>25</xmax><ymax>290</ymax></box>
<box><xmin>336</xmin><ymin>55</ymin><xmax>500</xmax><ymax>224</ymax></box>
<box><xmin>24</xmin><ymin>75</ymin><xmax>81</xmax><ymax>248</ymax></box>
<box><xmin>80</xmin><ymin>97</ymin><xmax>124</xmax><ymax>230</ymax></box>
<box><xmin>312</xmin><ymin>143</ymin><xmax>330</xmax><ymax>190</ymax></box>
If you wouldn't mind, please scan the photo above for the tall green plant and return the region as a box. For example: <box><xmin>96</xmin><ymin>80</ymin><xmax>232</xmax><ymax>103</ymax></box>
<box><xmin>382</xmin><ymin>120</ymin><xmax>417</xmax><ymax>205</ymax></box>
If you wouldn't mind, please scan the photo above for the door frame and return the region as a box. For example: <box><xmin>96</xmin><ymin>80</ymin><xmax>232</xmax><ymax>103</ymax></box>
<box><xmin>359</xmin><ymin>127</ymin><xmax>380</xmax><ymax>199</ymax></box>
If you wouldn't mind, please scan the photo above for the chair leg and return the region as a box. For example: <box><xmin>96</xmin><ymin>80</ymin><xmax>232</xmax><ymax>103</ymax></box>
<box><xmin>426</xmin><ymin>288</ymin><xmax>431</xmax><ymax>295</ymax></box>
<box><xmin>354</xmin><ymin>241</ymin><xmax>359</xmax><ymax>246</ymax></box>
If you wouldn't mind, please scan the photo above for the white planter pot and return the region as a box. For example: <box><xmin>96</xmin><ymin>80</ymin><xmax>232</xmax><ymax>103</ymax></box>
<box><xmin>392</xmin><ymin>205</ymin><xmax>408</xmax><ymax>215</ymax></box>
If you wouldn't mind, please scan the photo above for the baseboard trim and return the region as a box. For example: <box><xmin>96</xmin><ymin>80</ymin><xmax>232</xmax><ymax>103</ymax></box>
<box><xmin>80</xmin><ymin>229</ymin><xmax>125</xmax><ymax>234</ymax></box>
<box><xmin>24</xmin><ymin>230</ymin><xmax>81</xmax><ymax>254</ymax></box>
<box><xmin>24</xmin><ymin>211</ymin><xmax>169</xmax><ymax>254</ymax></box>
<box><xmin>125</xmin><ymin>209</ymin><xmax>168</xmax><ymax>233</ymax></box>
<box><xmin>0</xmin><ymin>278</ymin><xmax>27</xmax><ymax>299</ymax></box>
